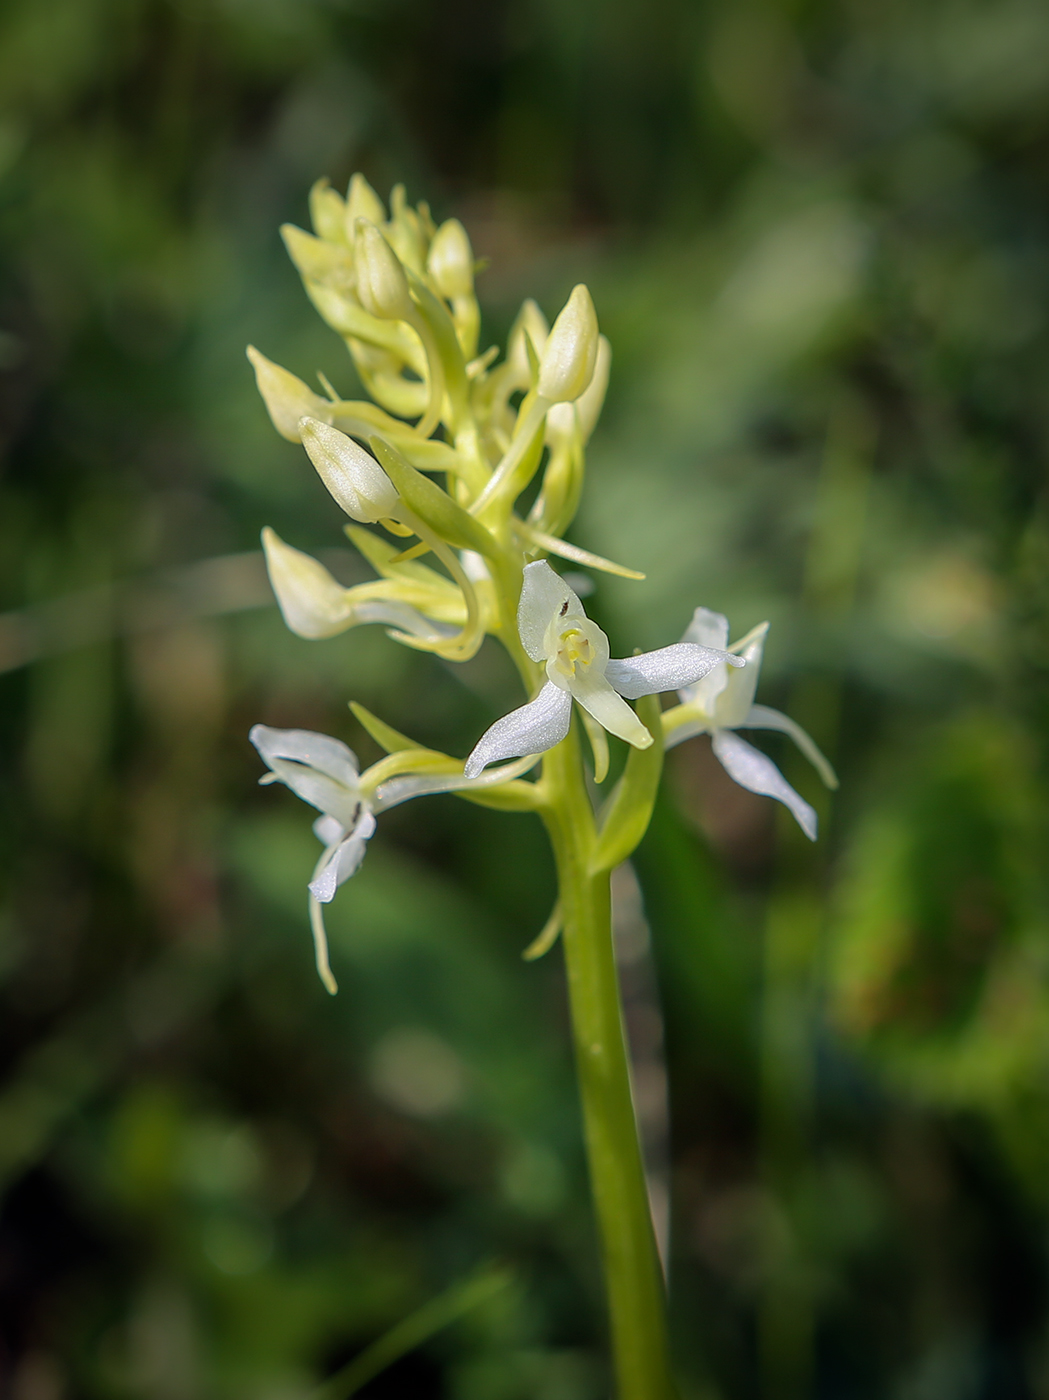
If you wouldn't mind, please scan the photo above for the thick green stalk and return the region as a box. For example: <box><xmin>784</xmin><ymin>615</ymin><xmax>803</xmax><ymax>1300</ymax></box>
<box><xmin>541</xmin><ymin>723</ymin><xmax>677</xmax><ymax>1400</ymax></box>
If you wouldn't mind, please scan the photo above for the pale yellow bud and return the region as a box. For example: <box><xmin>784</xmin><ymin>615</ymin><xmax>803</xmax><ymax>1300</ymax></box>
<box><xmin>299</xmin><ymin>418</ymin><xmax>399</xmax><ymax>523</ymax></box>
<box><xmin>386</xmin><ymin>185</ymin><xmax>427</xmax><ymax>273</ymax></box>
<box><xmin>508</xmin><ymin>299</ymin><xmax>549</xmax><ymax>378</ymax></box>
<box><xmin>345</xmin><ymin>173</ymin><xmax>386</xmax><ymax>233</ymax></box>
<box><xmin>247</xmin><ymin>346</ymin><xmax>333</xmax><ymax>442</ymax></box>
<box><xmin>261</xmin><ymin>527</ymin><xmax>353</xmax><ymax>639</ymax></box>
<box><xmin>427</xmin><ymin>218</ymin><xmax>474</xmax><ymax>299</ymax></box>
<box><xmin>281</xmin><ymin>224</ymin><xmax>354</xmax><ymax>288</ymax></box>
<box><xmin>308</xmin><ymin>178</ymin><xmax>347</xmax><ymax>244</ymax></box>
<box><xmin>353</xmin><ymin>221</ymin><xmax>414</xmax><ymax>321</ymax></box>
<box><xmin>537</xmin><ymin>284</ymin><xmax>599</xmax><ymax>403</ymax></box>
<box><xmin>546</xmin><ymin>334</ymin><xmax>612</xmax><ymax>445</ymax></box>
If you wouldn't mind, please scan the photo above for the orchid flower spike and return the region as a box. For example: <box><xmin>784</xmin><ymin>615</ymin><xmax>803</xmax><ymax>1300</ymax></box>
<box><xmin>662</xmin><ymin>608</ymin><xmax>838</xmax><ymax>840</ymax></box>
<box><xmin>464</xmin><ymin>561</ymin><xmax>744</xmax><ymax>777</ymax></box>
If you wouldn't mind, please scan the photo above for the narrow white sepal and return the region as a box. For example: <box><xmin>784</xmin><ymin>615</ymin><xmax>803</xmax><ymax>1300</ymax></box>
<box><xmin>464</xmin><ymin>681</ymin><xmax>572</xmax><ymax>778</ymax></box>
<box><xmin>605</xmin><ymin>643</ymin><xmax>743</xmax><ymax>699</ymax></box>
<box><xmin>714</xmin><ymin>623</ymin><xmax>769</xmax><ymax>727</ymax></box>
<box><xmin>743</xmin><ymin>704</ymin><xmax>839</xmax><ymax>790</ymax></box>
<box><xmin>711</xmin><ymin>729</ymin><xmax>817</xmax><ymax>841</ymax></box>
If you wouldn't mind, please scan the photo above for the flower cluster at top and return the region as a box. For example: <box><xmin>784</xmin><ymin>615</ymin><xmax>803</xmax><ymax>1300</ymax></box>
<box><xmin>248</xmin><ymin>174</ymin><xmax>837</xmax><ymax>989</ymax></box>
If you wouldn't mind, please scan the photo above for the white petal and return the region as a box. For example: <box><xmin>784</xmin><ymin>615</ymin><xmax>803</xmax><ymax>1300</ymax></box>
<box><xmin>517</xmin><ymin>560</ymin><xmax>584</xmax><ymax>662</ymax></box>
<box><xmin>711</xmin><ymin>729</ymin><xmax>817</xmax><ymax>840</ymax></box>
<box><xmin>250</xmin><ymin>725</ymin><xmax>359</xmax><ymax>785</ymax></box>
<box><xmin>464</xmin><ymin>681</ymin><xmax>572</xmax><ymax>777</ymax></box>
<box><xmin>743</xmin><ymin>705</ymin><xmax>839</xmax><ymax>789</ymax></box>
<box><xmin>606</xmin><ymin>642</ymin><xmax>743</xmax><ymax>699</ymax></box>
<box><xmin>569</xmin><ymin>670</ymin><xmax>652</xmax><ymax>749</ymax></box>
<box><xmin>712</xmin><ymin>623</ymin><xmax>769</xmax><ymax>728</ymax></box>
<box><xmin>313</xmin><ymin>814</ymin><xmax>345</xmax><ymax>845</ymax></box>
<box><xmin>250</xmin><ymin>725</ymin><xmax>363</xmax><ymax>828</ymax></box>
<box><xmin>682</xmin><ymin>606</ymin><xmax>730</xmax><ymax>651</ymax></box>
<box><xmin>308</xmin><ymin>812</ymin><xmax>376</xmax><ymax>902</ymax></box>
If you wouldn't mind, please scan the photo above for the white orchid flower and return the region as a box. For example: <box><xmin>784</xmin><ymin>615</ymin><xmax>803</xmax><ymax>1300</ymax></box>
<box><xmin>464</xmin><ymin>561</ymin><xmax>744</xmax><ymax>778</ymax></box>
<box><xmin>662</xmin><ymin>608</ymin><xmax>838</xmax><ymax>840</ymax></box>
<box><xmin>250</xmin><ymin>724</ymin><xmax>537</xmax><ymax>992</ymax></box>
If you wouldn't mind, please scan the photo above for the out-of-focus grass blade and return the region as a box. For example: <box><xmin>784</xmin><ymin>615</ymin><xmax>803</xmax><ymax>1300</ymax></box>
<box><xmin>313</xmin><ymin>1263</ymin><xmax>513</xmax><ymax>1400</ymax></box>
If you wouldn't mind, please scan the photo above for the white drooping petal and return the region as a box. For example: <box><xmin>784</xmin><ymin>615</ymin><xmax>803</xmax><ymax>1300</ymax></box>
<box><xmin>711</xmin><ymin>729</ymin><xmax>817</xmax><ymax>841</ymax></box>
<box><xmin>568</xmin><ymin>669</ymin><xmax>652</xmax><ymax>749</ymax></box>
<box><xmin>743</xmin><ymin>704</ymin><xmax>839</xmax><ymax>790</ymax></box>
<box><xmin>605</xmin><ymin>642</ymin><xmax>742</xmax><ymax>700</ymax></box>
<box><xmin>712</xmin><ymin>622</ymin><xmax>769</xmax><ymax>728</ymax></box>
<box><xmin>308</xmin><ymin>810</ymin><xmax>376</xmax><ymax>902</ymax></box>
<box><xmin>517</xmin><ymin>560</ymin><xmax>583</xmax><ymax>661</ymax></box>
<box><xmin>250</xmin><ymin>724</ymin><xmax>363</xmax><ymax>829</ymax></box>
<box><xmin>464</xmin><ymin>681</ymin><xmax>572</xmax><ymax>778</ymax></box>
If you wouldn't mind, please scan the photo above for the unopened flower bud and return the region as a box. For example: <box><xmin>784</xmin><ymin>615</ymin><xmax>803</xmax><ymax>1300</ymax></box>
<box><xmin>546</xmin><ymin>334</ymin><xmax>612</xmax><ymax>445</ymax></box>
<box><xmin>247</xmin><ymin>346</ymin><xmax>333</xmax><ymax>442</ymax></box>
<box><xmin>427</xmin><ymin>219</ymin><xmax>474</xmax><ymax>299</ymax></box>
<box><xmin>353</xmin><ymin>221</ymin><xmax>414</xmax><ymax>321</ymax></box>
<box><xmin>386</xmin><ymin>185</ymin><xmax>426</xmax><ymax>274</ymax></box>
<box><xmin>300</xmin><ymin>418</ymin><xmax>399</xmax><ymax>523</ymax></box>
<box><xmin>537</xmin><ymin>284</ymin><xmax>599</xmax><ymax>403</ymax></box>
<box><xmin>309</xmin><ymin>178</ymin><xmax>347</xmax><ymax>244</ymax></box>
<box><xmin>508</xmin><ymin>299</ymin><xmax>549</xmax><ymax>379</ymax></box>
<box><xmin>261</xmin><ymin>527</ymin><xmax>352</xmax><ymax>638</ymax></box>
<box><xmin>281</xmin><ymin>224</ymin><xmax>354</xmax><ymax>288</ymax></box>
<box><xmin>345</xmin><ymin>173</ymin><xmax>386</xmax><ymax>234</ymax></box>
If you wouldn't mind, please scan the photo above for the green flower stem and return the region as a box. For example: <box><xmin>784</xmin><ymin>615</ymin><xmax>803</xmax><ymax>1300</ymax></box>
<box><xmin>541</xmin><ymin>722</ymin><xmax>677</xmax><ymax>1400</ymax></box>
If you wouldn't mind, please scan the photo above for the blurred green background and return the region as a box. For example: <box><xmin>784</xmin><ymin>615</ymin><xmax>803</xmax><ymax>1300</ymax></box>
<box><xmin>2</xmin><ymin>1</ymin><xmax>1049</xmax><ymax>1396</ymax></box>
